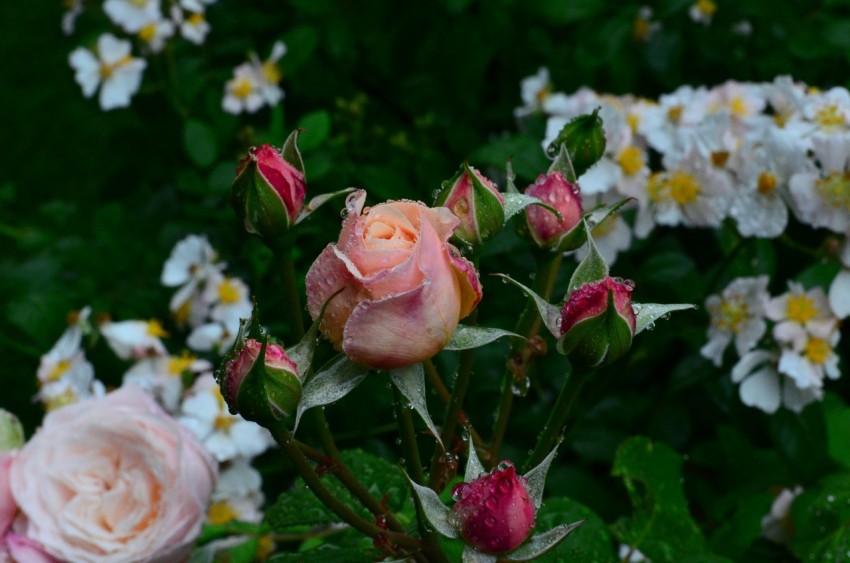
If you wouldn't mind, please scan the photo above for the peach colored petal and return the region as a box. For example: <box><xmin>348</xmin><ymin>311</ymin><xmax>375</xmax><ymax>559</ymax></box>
<box><xmin>306</xmin><ymin>245</ymin><xmax>363</xmax><ymax>348</ymax></box>
<box><xmin>448</xmin><ymin>247</ymin><xmax>483</xmax><ymax>319</ymax></box>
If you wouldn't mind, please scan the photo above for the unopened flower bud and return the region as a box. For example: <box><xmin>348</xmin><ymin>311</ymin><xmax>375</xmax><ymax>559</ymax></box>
<box><xmin>558</xmin><ymin>277</ymin><xmax>636</xmax><ymax>367</ymax></box>
<box><xmin>449</xmin><ymin>460</ymin><xmax>535</xmax><ymax>554</ymax></box>
<box><xmin>545</xmin><ymin>108</ymin><xmax>607</xmax><ymax>178</ymax></box>
<box><xmin>231</xmin><ymin>131</ymin><xmax>306</xmax><ymax>247</ymax></box>
<box><xmin>220</xmin><ymin>338</ymin><xmax>301</xmax><ymax>424</ymax></box>
<box><xmin>521</xmin><ymin>172</ymin><xmax>585</xmax><ymax>251</ymax></box>
<box><xmin>435</xmin><ymin>163</ymin><xmax>505</xmax><ymax>246</ymax></box>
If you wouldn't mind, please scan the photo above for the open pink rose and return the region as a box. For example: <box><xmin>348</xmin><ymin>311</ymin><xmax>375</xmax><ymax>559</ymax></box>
<box><xmin>306</xmin><ymin>190</ymin><xmax>483</xmax><ymax>369</ymax></box>
<box><xmin>10</xmin><ymin>387</ymin><xmax>217</xmax><ymax>563</ymax></box>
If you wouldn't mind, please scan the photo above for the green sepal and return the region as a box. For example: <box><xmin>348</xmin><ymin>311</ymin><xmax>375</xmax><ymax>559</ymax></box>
<box><xmin>556</xmin><ymin>289</ymin><xmax>634</xmax><ymax>368</ymax></box>
<box><xmin>231</xmin><ymin>156</ymin><xmax>292</xmax><ymax>241</ymax></box>
<box><xmin>295</xmin><ymin>187</ymin><xmax>356</xmax><ymax>225</ymax></box>
<box><xmin>281</xmin><ymin>128</ymin><xmax>305</xmax><ymax>175</ymax></box>
<box><xmin>546</xmin><ymin>108</ymin><xmax>607</xmax><ymax>179</ymax></box>
<box><xmin>566</xmin><ymin>219</ymin><xmax>609</xmax><ymax>294</ymax></box>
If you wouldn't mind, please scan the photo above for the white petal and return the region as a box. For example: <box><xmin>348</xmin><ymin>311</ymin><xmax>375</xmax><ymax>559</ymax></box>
<box><xmin>828</xmin><ymin>270</ymin><xmax>850</xmax><ymax>319</ymax></box>
<box><xmin>739</xmin><ymin>367</ymin><xmax>781</xmax><ymax>413</ymax></box>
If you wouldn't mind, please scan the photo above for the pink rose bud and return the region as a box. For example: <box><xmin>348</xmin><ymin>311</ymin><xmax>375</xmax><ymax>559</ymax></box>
<box><xmin>306</xmin><ymin>191</ymin><xmax>483</xmax><ymax>370</ymax></box>
<box><xmin>558</xmin><ymin>276</ymin><xmax>637</xmax><ymax>367</ymax></box>
<box><xmin>434</xmin><ymin>163</ymin><xmax>505</xmax><ymax>246</ymax></box>
<box><xmin>220</xmin><ymin>338</ymin><xmax>301</xmax><ymax>424</ymax></box>
<box><xmin>521</xmin><ymin>172</ymin><xmax>585</xmax><ymax>252</ymax></box>
<box><xmin>231</xmin><ymin>130</ymin><xmax>306</xmax><ymax>247</ymax></box>
<box><xmin>449</xmin><ymin>461</ymin><xmax>536</xmax><ymax>554</ymax></box>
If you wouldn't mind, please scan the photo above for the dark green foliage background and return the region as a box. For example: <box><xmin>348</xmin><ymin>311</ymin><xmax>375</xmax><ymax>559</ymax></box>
<box><xmin>2</xmin><ymin>0</ymin><xmax>850</xmax><ymax>561</ymax></box>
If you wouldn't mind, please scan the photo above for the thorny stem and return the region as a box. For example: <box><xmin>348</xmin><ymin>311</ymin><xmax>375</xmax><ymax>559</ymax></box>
<box><xmin>392</xmin><ymin>384</ymin><xmax>450</xmax><ymax>563</ymax></box>
<box><xmin>522</xmin><ymin>364</ymin><xmax>584</xmax><ymax>473</ymax></box>
<box><xmin>489</xmin><ymin>252</ymin><xmax>563</xmax><ymax>463</ymax></box>
<box><xmin>423</xmin><ymin>359</ymin><xmax>486</xmax><ymax>451</ymax></box>
<box><xmin>428</xmin><ymin>310</ymin><xmax>478</xmax><ymax>490</ymax></box>
<box><xmin>269</xmin><ymin>422</ymin><xmax>422</xmax><ymax>550</ymax></box>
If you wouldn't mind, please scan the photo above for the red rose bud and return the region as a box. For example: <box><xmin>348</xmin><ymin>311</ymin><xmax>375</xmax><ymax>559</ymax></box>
<box><xmin>521</xmin><ymin>172</ymin><xmax>585</xmax><ymax>252</ymax></box>
<box><xmin>231</xmin><ymin>132</ymin><xmax>306</xmax><ymax>246</ymax></box>
<box><xmin>558</xmin><ymin>277</ymin><xmax>636</xmax><ymax>367</ymax></box>
<box><xmin>434</xmin><ymin>163</ymin><xmax>505</xmax><ymax>246</ymax></box>
<box><xmin>449</xmin><ymin>461</ymin><xmax>535</xmax><ymax>554</ymax></box>
<box><xmin>221</xmin><ymin>338</ymin><xmax>301</xmax><ymax>424</ymax></box>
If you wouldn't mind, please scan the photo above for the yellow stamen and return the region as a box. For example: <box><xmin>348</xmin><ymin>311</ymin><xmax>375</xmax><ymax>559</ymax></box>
<box><xmin>626</xmin><ymin>112</ymin><xmax>640</xmax><ymax>133</ymax></box>
<box><xmin>649</xmin><ymin>171</ymin><xmax>701</xmax><ymax>205</ymax></box>
<box><xmin>667</xmin><ymin>105</ymin><xmax>684</xmax><ymax>123</ymax></box>
<box><xmin>535</xmin><ymin>84</ymin><xmax>551</xmax><ymax>104</ymax></box>
<box><xmin>46</xmin><ymin>388</ymin><xmax>78</xmax><ymax>411</ymax></box>
<box><xmin>757</xmin><ymin>172</ymin><xmax>777</xmax><ymax>195</ymax></box>
<box><xmin>618</xmin><ymin>146</ymin><xmax>644</xmax><ymax>176</ymax></box>
<box><xmin>592</xmin><ymin>216</ymin><xmax>617</xmax><ymax>238</ymax></box>
<box><xmin>696</xmin><ymin>0</ymin><xmax>717</xmax><ymax>16</ymax></box>
<box><xmin>218</xmin><ymin>278</ymin><xmax>241</xmax><ymax>304</ymax></box>
<box><xmin>633</xmin><ymin>17</ymin><xmax>650</xmax><ymax>42</ymax></box>
<box><xmin>214</xmin><ymin>414</ymin><xmax>235</xmax><ymax>431</ymax></box>
<box><xmin>712</xmin><ymin>298</ymin><xmax>749</xmax><ymax>332</ymax></box>
<box><xmin>168</xmin><ymin>352</ymin><xmax>196</xmax><ymax>377</ymax></box>
<box><xmin>174</xmin><ymin>300</ymin><xmax>191</xmax><ymax>327</ymax></box>
<box><xmin>786</xmin><ymin>294</ymin><xmax>819</xmax><ymax>323</ymax></box>
<box><xmin>47</xmin><ymin>360</ymin><xmax>72</xmax><ymax>382</ymax></box>
<box><xmin>207</xmin><ymin>501</ymin><xmax>239</xmax><ymax>525</ymax></box>
<box><xmin>147</xmin><ymin>319</ymin><xmax>169</xmax><ymax>338</ymax></box>
<box><xmin>804</xmin><ymin>337</ymin><xmax>831</xmax><ymax>365</ymax></box>
<box><xmin>99</xmin><ymin>55</ymin><xmax>133</xmax><ymax>80</ymax></box>
<box><xmin>815</xmin><ymin>105</ymin><xmax>844</xmax><ymax>129</ymax></box>
<box><xmin>231</xmin><ymin>77</ymin><xmax>254</xmax><ymax>99</ymax></box>
<box><xmin>729</xmin><ymin>97</ymin><xmax>748</xmax><ymax>117</ymax></box>
<box><xmin>138</xmin><ymin>23</ymin><xmax>157</xmax><ymax>43</ymax></box>
<box><xmin>262</xmin><ymin>61</ymin><xmax>282</xmax><ymax>84</ymax></box>
<box><xmin>188</xmin><ymin>12</ymin><xmax>205</xmax><ymax>26</ymax></box>
<box><xmin>816</xmin><ymin>172</ymin><xmax>850</xmax><ymax>211</ymax></box>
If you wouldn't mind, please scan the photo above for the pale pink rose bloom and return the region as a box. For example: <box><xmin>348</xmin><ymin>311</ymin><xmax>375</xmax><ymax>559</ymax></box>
<box><xmin>306</xmin><ymin>190</ymin><xmax>482</xmax><ymax>369</ymax></box>
<box><xmin>10</xmin><ymin>387</ymin><xmax>217</xmax><ymax>563</ymax></box>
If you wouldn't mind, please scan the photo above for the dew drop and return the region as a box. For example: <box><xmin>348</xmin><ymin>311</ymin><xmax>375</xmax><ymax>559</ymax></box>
<box><xmin>511</xmin><ymin>377</ymin><xmax>531</xmax><ymax>397</ymax></box>
<box><xmin>495</xmin><ymin>460</ymin><xmax>514</xmax><ymax>472</ymax></box>
<box><xmin>485</xmin><ymin>516</ymin><xmax>497</xmax><ymax>527</ymax></box>
<box><xmin>451</xmin><ymin>482</ymin><xmax>469</xmax><ymax>501</ymax></box>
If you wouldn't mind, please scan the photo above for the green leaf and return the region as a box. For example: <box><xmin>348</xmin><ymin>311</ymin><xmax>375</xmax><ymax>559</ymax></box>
<box><xmin>294</xmin><ymin>355</ymin><xmax>369</xmax><ymax>433</ymax></box>
<box><xmin>503</xmin><ymin>193</ymin><xmax>561</xmax><ymax>223</ymax></box>
<box><xmin>790</xmin><ymin>472</ymin><xmax>850</xmax><ymax>561</ymax></box>
<box><xmin>567</xmin><ymin>220</ymin><xmax>608</xmax><ymax>293</ymax></box>
<box><xmin>183</xmin><ymin>120</ymin><xmax>218</xmax><ymax>168</ymax></box>
<box><xmin>633</xmin><ymin>302</ymin><xmax>697</xmax><ymax>334</ymax></box>
<box><xmin>390</xmin><ymin>363</ymin><xmax>443</xmax><ymax>448</ymax></box>
<box><xmin>823</xmin><ymin>393</ymin><xmax>850</xmax><ymax>468</ymax></box>
<box><xmin>535</xmin><ymin>497</ymin><xmax>617</xmax><ymax>562</ymax></box>
<box><xmin>492</xmin><ymin>274</ymin><xmax>562</xmax><ymax>337</ymax></box>
<box><xmin>444</xmin><ymin>324</ymin><xmax>525</xmax><ymax>351</ymax></box>
<box><xmin>296</xmin><ymin>111</ymin><xmax>332</xmax><ymax>152</ymax></box>
<box><xmin>269</xmin><ymin>547</ymin><xmax>375</xmax><ymax>562</ymax></box>
<box><xmin>612</xmin><ymin>436</ymin><xmax>729</xmax><ymax>563</ymax></box>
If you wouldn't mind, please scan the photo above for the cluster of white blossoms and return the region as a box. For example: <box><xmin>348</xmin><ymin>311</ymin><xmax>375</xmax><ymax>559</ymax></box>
<box><xmin>64</xmin><ymin>0</ymin><xmax>286</xmax><ymax>115</ymax></box>
<box><xmin>35</xmin><ymin>234</ymin><xmax>271</xmax><ymax>529</ymax></box>
<box><xmin>702</xmin><ymin>276</ymin><xmax>843</xmax><ymax>414</ymax></box>
<box><xmin>515</xmin><ymin>73</ymin><xmax>849</xmax><ymax>414</ymax></box>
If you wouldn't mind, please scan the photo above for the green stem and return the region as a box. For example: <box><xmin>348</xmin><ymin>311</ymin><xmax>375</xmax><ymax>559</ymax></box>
<box><xmin>392</xmin><ymin>384</ymin><xmax>449</xmax><ymax>563</ymax></box>
<box><xmin>278</xmin><ymin>248</ymin><xmax>306</xmax><ymax>339</ymax></box>
<box><xmin>269</xmin><ymin>422</ymin><xmax>421</xmax><ymax>550</ymax></box>
<box><xmin>489</xmin><ymin>252</ymin><xmax>563</xmax><ymax>463</ymax></box>
<box><xmin>522</xmin><ymin>365</ymin><xmax>584</xmax><ymax>473</ymax></box>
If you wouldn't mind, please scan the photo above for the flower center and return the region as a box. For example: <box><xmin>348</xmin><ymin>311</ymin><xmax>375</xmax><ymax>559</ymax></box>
<box><xmin>816</xmin><ymin>172</ymin><xmax>850</xmax><ymax>210</ymax></box>
<box><xmin>729</xmin><ymin>97</ymin><xmax>747</xmax><ymax>117</ymax></box>
<box><xmin>591</xmin><ymin>215</ymin><xmax>617</xmax><ymax>238</ymax></box>
<box><xmin>633</xmin><ymin>17</ymin><xmax>650</xmax><ymax>41</ymax></box>
<box><xmin>757</xmin><ymin>171</ymin><xmax>777</xmax><ymax>195</ymax></box>
<box><xmin>99</xmin><ymin>55</ymin><xmax>133</xmax><ymax>79</ymax></box>
<box><xmin>129</xmin><ymin>0</ymin><xmax>148</xmax><ymax>6</ymax></box>
<box><xmin>262</xmin><ymin>61</ymin><xmax>282</xmax><ymax>84</ymax></box>
<box><xmin>648</xmin><ymin>171</ymin><xmax>701</xmax><ymax>205</ymax></box>
<box><xmin>188</xmin><ymin>12</ymin><xmax>205</xmax><ymax>26</ymax></box>
<box><xmin>174</xmin><ymin>300</ymin><xmax>191</xmax><ymax>326</ymax></box>
<box><xmin>627</xmin><ymin>112</ymin><xmax>640</xmax><ymax>133</ymax></box>
<box><xmin>207</xmin><ymin>500</ymin><xmax>238</xmax><ymax>525</ymax></box>
<box><xmin>146</xmin><ymin>319</ymin><xmax>169</xmax><ymax>338</ymax></box>
<box><xmin>214</xmin><ymin>414</ymin><xmax>235</xmax><ymax>431</ymax></box>
<box><xmin>168</xmin><ymin>352</ymin><xmax>196</xmax><ymax>377</ymax></box>
<box><xmin>231</xmin><ymin>77</ymin><xmax>254</xmax><ymax>99</ymax></box>
<box><xmin>804</xmin><ymin>337</ymin><xmax>831</xmax><ymax>365</ymax></box>
<box><xmin>667</xmin><ymin>105</ymin><xmax>683</xmax><ymax>124</ymax></box>
<box><xmin>815</xmin><ymin>104</ymin><xmax>844</xmax><ymax>128</ymax></box>
<box><xmin>786</xmin><ymin>294</ymin><xmax>819</xmax><ymax>323</ymax></box>
<box><xmin>696</xmin><ymin>0</ymin><xmax>717</xmax><ymax>16</ymax></box>
<box><xmin>138</xmin><ymin>23</ymin><xmax>157</xmax><ymax>43</ymax></box>
<box><xmin>712</xmin><ymin>297</ymin><xmax>748</xmax><ymax>332</ymax></box>
<box><xmin>618</xmin><ymin>146</ymin><xmax>644</xmax><ymax>176</ymax></box>
<box><xmin>218</xmin><ymin>278</ymin><xmax>240</xmax><ymax>304</ymax></box>
<box><xmin>47</xmin><ymin>359</ymin><xmax>72</xmax><ymax>382</ymax></box>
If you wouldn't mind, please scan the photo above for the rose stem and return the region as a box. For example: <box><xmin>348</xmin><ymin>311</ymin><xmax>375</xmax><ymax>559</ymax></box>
<box><xmin>278</xmin><ymin>247</ymin><xmax>411</xmax><ymax>541</ymax></box>
<box><xmin>521</xmin><ymin>364</ymin><xmax>585</xmax><ymax>473</ymax></box>
<box><xmin>269</xmin><ymin>421</ymin><xmax>423</xmax><ymax>551</ymax></box>
<box><xmin>392</xmin><ymin>384</ymin><xmax>450</xmax><ymax>563</ymax></box>
<box><xmin>296</xmin><ymin>439</ymin><xmax>410</xmax><ymax>538</ymax></box>
<box><xmin>423</xmin><ymin>359</ymin><xmax>486</xmax><ymax>451</ymax></box>
<box><xmin>428</xmin><ymin>310</ymin><xmax>477</xmax><ymax>490</ymax></box>
<box><xmin>489</xmin><ymin>251</ymin><xmax>563</xmax><ymax>464</ymax></box>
